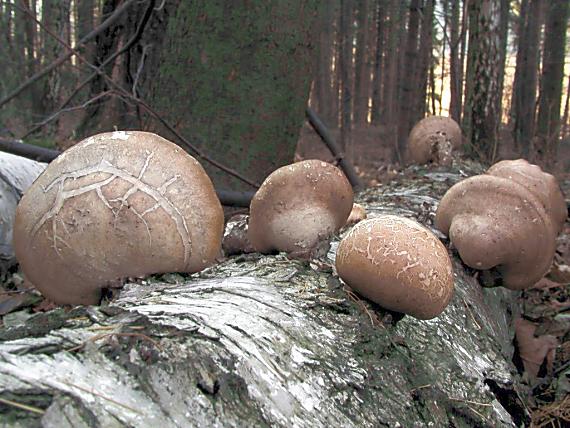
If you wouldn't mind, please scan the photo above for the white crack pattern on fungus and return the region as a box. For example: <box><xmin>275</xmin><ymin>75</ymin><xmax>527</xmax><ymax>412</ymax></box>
<box><xmin>338</xmin><ymin>216</ymin><xmax>452</xmax><ymax>303</ymax></box>
<box><xmin>31</xmin><ymin>152</ymin><xmax>192</xmax><ymax>266</ymax></box>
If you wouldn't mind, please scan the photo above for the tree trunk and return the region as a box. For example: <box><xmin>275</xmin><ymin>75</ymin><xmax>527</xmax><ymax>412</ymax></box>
<box><xmin>339</xmin><ymin>0</ymin><xmax>353</xmax><ymax>158</ymax></box>
<box><xmin>463</xmin><ymin>0</ymin><xmax>502</xmax><ymax>162</ymax></box>
<box><xmin>370</xmin><ymin>0</ymin><xmax>385</xmax><ymax>125</ymax></box>
<box><xmin>353</xmin><ymin>0</ymin><xmax>370</xmax><ymax>126</ymax></box>
<box><xmin>76</xmin><ymin>0</ymin><xmax>95</xmax><ymax>63</ymax></box>
<box><xmin>415</xmin><ymin>0</ymin><xmax>435</xmax><ymax>125</ymax></box>
<box><xmin>562</xmin><ymin>73</ymin><xmax>570</xmax><ymax>138</ymax></box>
<box><xmin>316</xmin><ymin>2</ymin><xmax>335</xmax><ymax>124</ymax></box>
<box><xmin>534</xmin><ymin>0</ymin><xmax>570</xmax><ymax>168</ymax></box>
<box><xmin>79</xmin><ymin>1</ymin><xmax>321</xmax><ymax>192</ymax></box>
<box><xmin>458</xmin><ymin>0</ymin><xmax>469</xmax><ymax>121</ymax></box>
<box><xmin>381</xmin><ymin>0</ymin><xmax>402</xmax><ymax>129</ymax></box>
<box><xmin>448</xmin><ymin>0</ymin><xmax>462</xmax><ymax>123</ymax></box>
<box><xmin>0</xmin><ymin>160</ymin><xmax>529</xmax><ymax>427</ymax></box>
<box><xmin>512</xmin><ymin>0</ymin><xmax>543</xmax><ymax>156</ymax></box>
<box><xmin>496</xmin><ymin>0</ymin><xmax>510</xmax><ymax>123</ymax></box>
<box><xmin>396</xmin><ymin>0</ymin><xmax>421</xmax><ymax>162</ymax></box>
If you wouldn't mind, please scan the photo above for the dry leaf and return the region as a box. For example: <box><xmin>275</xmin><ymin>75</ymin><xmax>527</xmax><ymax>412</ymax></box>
<box><xmin>515</xmin><ymin>318</ymin><xmax>558</xmax><ymax>380</ymax></box>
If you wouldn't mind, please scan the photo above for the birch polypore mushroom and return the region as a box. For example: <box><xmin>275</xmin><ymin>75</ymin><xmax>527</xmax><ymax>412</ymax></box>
<box><xmin>248</xmin><ymin>160</ymin><xmax>353</xmax><ymax>253</ymax></box>
<box><xmin>407</xmin><ymin>116</ymin><xmax>462</xmax><ymax>165</ymax></box>
<box><xmin>486</xmin><ymin>159</ymin><xmax>567</xmax><ymax>233</ymax></box>
<box><xmin>13</xmin><ymin>131</ymin><xmax>224</xmax><ymax>305</ymax></box>
<box><xmin>435</xmin><ymin>175</ymin><xmax>556</xmax><ymax>290</ymax></box>
<box><xmin>336</xmin><ymin>216</ymin><xmax>454</xmax><ymax>320</ymax></box>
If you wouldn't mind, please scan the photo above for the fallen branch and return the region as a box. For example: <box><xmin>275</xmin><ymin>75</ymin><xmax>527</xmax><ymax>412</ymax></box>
<box><xmin>0</xmin><ymin>138</ymin><xmax>59</xmax><ymax>163</ymax></box>
<box><xmin>306</xmin><ymin>107</ymin><xmax>363</xmax><ymax>189</ymax></box>
<box><xmin>0</xmin><ymin>0</ymin><xmax>137</xmax><ymax>109</ymax></box>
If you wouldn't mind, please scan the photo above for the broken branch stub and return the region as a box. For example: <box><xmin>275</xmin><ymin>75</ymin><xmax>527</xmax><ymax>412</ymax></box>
<box><xmin>13</xmin><ymin>131</ymin><xmax>224</xmax><ymax>305</ymax></box>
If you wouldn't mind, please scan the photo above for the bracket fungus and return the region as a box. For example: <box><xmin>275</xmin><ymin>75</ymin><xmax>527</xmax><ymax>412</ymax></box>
<box><xmin>336</xmin><ymin>216</ymin><xmax>454</xmax><ymax>320</ymax></box>
<box><xmin>248</xmin><ymin>160</ymin><xmax>353</xmax><ymax>254</ymax></box>
<box><xmin>486</xmin><ymin>159</ymin><xmax>567</xmax><ymax>233</ymax></box>
<box><xmin>407</xmin><ymin>115</ymin><xmax>462</xmax><ymax>165</ymax></box>
<box><xmin>434</xmin><ymin>160</ymin><xmax>566</xmax><ymax>290</ymax></box>
<box><xmin>13</xmin><ymin>131</ymin><xmax>224</xmax><ymax>305</ymax></box>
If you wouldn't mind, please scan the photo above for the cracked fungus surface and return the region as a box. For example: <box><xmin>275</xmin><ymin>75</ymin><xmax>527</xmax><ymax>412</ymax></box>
<box><xmin>13</xmin><ymin>131</ymin><xmax>223</xmax><ymax>305</ymax></box>
<box><xmin>337</xmin><ymin>215</ymin><xmax>454</xmax><ymax>319</ymax></box>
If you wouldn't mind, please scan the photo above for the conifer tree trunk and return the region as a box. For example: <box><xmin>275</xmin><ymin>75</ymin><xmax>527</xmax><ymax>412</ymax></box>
<box><xmin>339</xmin><ymin>0</ymin><xmax>354</xmax><ymax>157</ymax></box>
<box><xmin>535</xmin><ymin>0</ymin><xmax>570</xmax><ymax>167</ymax></box>
<box><xmin>371</xmin><ymin>0</ymin><xmax>385</xmax><ymax>125</ymax></box>
<box><xmin>512</xmin><ymin>0</ymin><xmax>543</xmax><ymax>156</ymax></box>
<box><xmin>448</xmin><ymin>0</ymin><xmax>462</xmax><ymax>123</ymax></box>
<box><xmin>353</xmin><ymin>0</ymin><xmax>370</xmax><ymax>126</ymax></box>
<box><xmin>415</xmin><ymin>0</ymin><xmax>435</xmax><ymax>124</ymax></box>
<box><xmin>381</xmin><ymin>0</ymin><xmax>402</xmax><ymax>128</ymax></box>
<box><xmin>396</xmin><ymin>0</ymin><xmax>421</xmax><ymax>162</ymax></box>
<box><xmin>463</xmin><ymin>0</ymin><xmax>502</xmax><ymax>162</ymax></box>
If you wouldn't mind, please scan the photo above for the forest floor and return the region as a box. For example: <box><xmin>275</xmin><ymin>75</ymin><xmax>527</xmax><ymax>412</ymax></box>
<box><xmin>297</xmin><ymin>124</ymin><xmax>570</xmax><ymax>427</ymax></box>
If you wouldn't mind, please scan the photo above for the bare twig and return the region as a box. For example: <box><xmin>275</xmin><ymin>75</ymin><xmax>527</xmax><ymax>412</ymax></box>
<box><xmin>0</xmin><ymin>0</ymin><xmax>137</xmax><ymax>109</ymax></box>
<box><xmin>0</xmin><ymin>137</ymin><xmax>59</xmax><ymax>162</ymax></box>
<box><xmin>0</xmin><ymin>397</ymin><xmax>45</xmax><ymax>415</ymax></box>
<box><xmin>61</xmin><ymin>381</ymin><xmax>142</xmax><ymax>414</ymax></box>
<box><xmin>306</xmin><ymin>107</ymin><xmax>363</xmax><ymax>189</ymax></box>
<box><xmin>132</xmin><ymin>44</ymin><xmax>151</xmax><ymax>97</ymax></box>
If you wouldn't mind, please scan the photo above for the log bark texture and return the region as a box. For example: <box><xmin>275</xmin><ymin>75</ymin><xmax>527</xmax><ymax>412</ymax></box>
<box><xmin>0</xmin><ymin>161</ymin><xmax>528</xmax><ymax>427</ymax></box>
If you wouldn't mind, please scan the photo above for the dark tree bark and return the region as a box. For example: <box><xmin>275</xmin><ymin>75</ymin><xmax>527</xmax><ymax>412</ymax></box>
<box><xmin>448</xmin><ymin>0</ymin><xmax>462</xmax><ymax>122</ymax></box>
<box><xmin>463</xmin><ymin>0</ymin><xmax>502</xmax><ymax>162</ymax></box>
<box><xmin>381</xmin><ymin>0</ymin><xmax>403</xmax><ymax>128</ymax></box>
<box><xmin>534</xmin><ymin>0</ymin><xmax>570</xmax><ymax>167</ymax></box>
<box><xmin>76</xmin><ymin>0</ymin><xmax>95</xmax><ymax>62</ymax></box>
<box><xmin>79</xmin><ymin>1</ymin><xmax>321</xmax><ymax>192</ymax></box>
<box><xmin>458</xmin><ymin>0</ymin><xmax>469</xmax><ymax>121</ymax></box>
<box><xmin>316</xmin><ymin>2</ymin><xmax>336</xmax><ymax>124</ymax></box>
<box><xmin>353</xmin><ymin>0</ymin><xmax>370</xmax><ymax>126</ymax></box>
<box><xmin>396</xmin><ymin>0</ymin><xmax>421</xmax><ymax>162</ymax></box>
<box><xmin>370</xmin><ymin>0</ymin><xmax>385</xmax><ymax>125</ymax></box>
<box><xmin>339</xmin><ymin>0</ymin><xmax>353</xmax><ymax>158</ymax></box>
<box><xmin>415</xmin><ymin>0</ymin><xmax>435</xmax><ymax>125</ymax></box>
<box><xmin>563</xmin><ymin>73</ymin><xmax>570</xmax><ymax>138</ymax></box>
<box><xmin>511</xmin><ymin>0</ymin><xmax>543</xmax><ymax>156</ymax></box>
<box><xmin>496</xmin><ymin>0</ymin><xmax>510</xmax><ymax>122</ymax></box>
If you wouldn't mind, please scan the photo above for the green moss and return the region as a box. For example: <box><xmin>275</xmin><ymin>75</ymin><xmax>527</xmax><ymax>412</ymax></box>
<box><xmin>147</xmin><ymin>0</ymin><xmax>321</xmax><ymax>191</ymax></box>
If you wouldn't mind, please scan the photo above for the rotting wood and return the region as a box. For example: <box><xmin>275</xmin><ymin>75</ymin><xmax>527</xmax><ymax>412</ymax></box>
<box><xmin>0</xmin><ymin>159</ymin><xmax>530</xmax><ymax>427</ymax></box>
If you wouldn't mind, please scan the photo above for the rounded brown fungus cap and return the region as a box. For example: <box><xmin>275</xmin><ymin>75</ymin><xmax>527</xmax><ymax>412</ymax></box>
<box><xmin>248</xmin><ymin>160</ymin><xmax>353</xmax><ymax>253</ymax></box>
<box><xmin>13</xmin><ymin>131</ymin><xmax>224</xmax><ymax>305</ymax></box>
<box><xmin>336</xmin><ymin>216</ymin><xmax>454</xmax><ymax>320</ymax></box>
<box><xmin>435</xmin><ymin>175</ymin><xmax>556</xmax><ymax>290</ymax></box>
<box><xmin>487</xmin><ymin>159</ymin><xmax>567</xmax><ymax>233</ymax></box>
<box><xmin>407</xmin><ymin>116</ymin><xmax>462</xmax><ymax>165</ymax></box>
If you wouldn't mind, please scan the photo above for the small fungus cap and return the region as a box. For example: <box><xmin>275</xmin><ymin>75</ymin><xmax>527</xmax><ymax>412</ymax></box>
<box><xmin>407</xmin><ymin>116</ymin><xmax>462</xmax><ymax>165</ymax></box>
<box><xmin>336</xmin><ymin>215</ymin><xmax>454</xmax><ymax>320</ymax></box>
<box><xmin>487</xmin><ymin>159</ymin><xmax>567</xmax><ymax>233</ymax></box>
<box><xmin>248</xmin><ymin>160</ymin><xmax>353</xmax><ymax>253</ymax></box>
<box><xmin>14</xmin><ymin>131</ymin><xmax>224</xmax><ymax>305</ymax></box>
<box><xmin>435</xmin><ymin>175</ymin><xmax>556</xmax><ymax>290</ymax></box>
